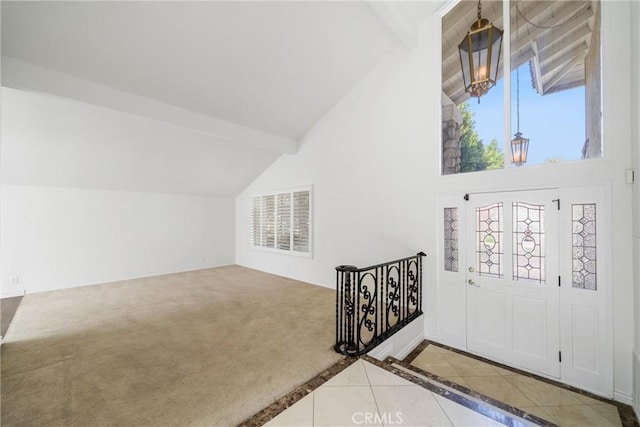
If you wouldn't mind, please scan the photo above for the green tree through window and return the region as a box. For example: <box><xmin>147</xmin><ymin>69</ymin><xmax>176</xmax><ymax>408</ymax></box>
<box><xmin>459</xmin><ymin>103</ymin><xmax>504</xmax><ymax>172</ymax></box>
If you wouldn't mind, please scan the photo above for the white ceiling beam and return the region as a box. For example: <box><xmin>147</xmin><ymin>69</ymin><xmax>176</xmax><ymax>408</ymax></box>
<box><xmin>537</xmin><ymin>25</ymin><xmax>591</xmax><ymax>64</ymax></box>
<box><xmin>1</xmin><ymin>56</ymin><xmax>298</xmax><ymax>155</ymax></box>
<box><xmin>531</xmin><ymin>40</ymin><xmax>545</xmax><ymax>95</ymax></box>
<box><xmin>513</xmin><ymin>3</ymin><xmax>592</xmax><ymax>59</ymax></box>
<box><xmin>543</xmin><ymin>53</ymin><xmax>586</xmax><ymax>94</ymax></box>
<box><xmin>367</xmin><ymin>1</ymin><xmax>419</xmax><ymax>49</ymax></box>
<box><xmin>546</xmin><ymin>79</ymin><xmax>583</xmax><ymax>95</ymax></box>
<box><xmin>542</xmin><ymin>42</ymin><xmax>588</xmax><ymax>75</ymax></box>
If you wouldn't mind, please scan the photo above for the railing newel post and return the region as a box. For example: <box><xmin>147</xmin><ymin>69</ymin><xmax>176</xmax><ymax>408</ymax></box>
<box><xmin>335</xmin><ymin>269</ymin><xmax>340</xmax><ymax>353</ymax></box>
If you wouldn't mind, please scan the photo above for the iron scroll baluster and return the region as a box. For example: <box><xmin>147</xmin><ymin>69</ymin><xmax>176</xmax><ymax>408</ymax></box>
<box><xmin>334</xmin><ymin>252</ymin><xmax>426</xmax><ymax>356</ymax></box>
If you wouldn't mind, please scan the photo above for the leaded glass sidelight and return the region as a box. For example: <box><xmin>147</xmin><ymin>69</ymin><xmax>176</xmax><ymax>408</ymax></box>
<box><xmin>512</xmin><ymin>202</ymin><xmax>545</xmax><ymax>283</ymax></box>
<box><xmin>476</xmin><ymin>203</ymin><xmax>503</xmax><ymax>278</ymax></box>
<box><xmin>572</xmin><ymin>204</ymin><xmax>597</xmax><ymax>290</ymax></box>
<box><xmin>444</xmin><ymin>208</ymin><xmax>459</xmax><ymax>272</ymax></box>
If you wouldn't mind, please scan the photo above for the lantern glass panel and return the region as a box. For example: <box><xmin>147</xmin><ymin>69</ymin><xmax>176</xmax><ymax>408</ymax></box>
<box><xmin>458</xmin><ymin>40</ymin><xmax>472</xmax><ymax>91</ymax></box>
<box><xmin>489</xmin><ymin>30</ymin><xmax>502</xmax><ymax>83</ymax></box>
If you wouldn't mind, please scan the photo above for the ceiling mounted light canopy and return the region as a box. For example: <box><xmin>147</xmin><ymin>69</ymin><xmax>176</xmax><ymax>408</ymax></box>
<box><xmin>458</xmin><ymin>0</ymin><xmax>503</xmax><ymax>101</ymax></box>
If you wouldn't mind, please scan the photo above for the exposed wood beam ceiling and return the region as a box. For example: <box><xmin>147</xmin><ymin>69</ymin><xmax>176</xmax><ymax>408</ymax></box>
<box><xmin>442</xmin><ymin>1</ymin><xmax>597</xmax><ymax>106</ymax></box>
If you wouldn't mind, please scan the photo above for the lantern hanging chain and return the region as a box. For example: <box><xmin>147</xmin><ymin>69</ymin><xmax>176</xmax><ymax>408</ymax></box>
<box><xmin>516</xmin><ymin>45</ymin><xmax>520</xmax><ymax>133</ymax></box>
<box><xmin>477</xmin><ymin>0</ymin><xmax>482</xmax><ymax>21</ymax></box>
<box><xmin>516</xmin><ymin>6</ymin><xmax>520</xmax><ymax>134</ymax></box>
<box><xmin>515</xmin><ymin>2</ymin><xmax>589</xmax><ymax>31</ymax></box>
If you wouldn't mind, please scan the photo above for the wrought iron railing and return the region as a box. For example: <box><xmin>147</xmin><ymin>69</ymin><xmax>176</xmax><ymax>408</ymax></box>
<box><xmin>334</xmin><ymin>252</ymin><xmax>426</xmax><ymax>356</ymax></box>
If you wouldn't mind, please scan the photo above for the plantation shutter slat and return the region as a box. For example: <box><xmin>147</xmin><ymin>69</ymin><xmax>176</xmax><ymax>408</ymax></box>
<box><xmin>277</xmin><ymin>193</ymin><xmax>291</xmax><ymax>250</ymax></box>
<box><xmin>293</xmin><ymin>191</ymin><xmax>310</xmax><ymax>253</ymax></box>
<box><xmin>262</xmin><ymin>195</ymin><xmax>275</xmax><ymax>248</ymax></box>
<box><xmin>250</xmin><ymin>196</ymin><xmax>261</xmax><ymax>246</ymax></box>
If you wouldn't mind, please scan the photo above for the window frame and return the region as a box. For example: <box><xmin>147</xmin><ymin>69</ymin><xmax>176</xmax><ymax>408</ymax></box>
<box><xmin>439</xmin><ymin>0</ymin><xmax>603</xmax><ymax>175</ymax></box>
<box><xmin>249</xmin><ymin>185</ymin><xmax>313</xmax><ymax>258</ymax></box>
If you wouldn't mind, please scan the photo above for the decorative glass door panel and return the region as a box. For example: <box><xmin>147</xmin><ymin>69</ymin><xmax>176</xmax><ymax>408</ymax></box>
<box><xmin>513</xmin><ymin>202</ymin><xmax>545</xmax><ymax>283</ymax></box>
<box><xmin>466</xmin><ymin>190</ymin><xmax>560</xmax><ymax>378</ymax></box>
<box><xmin>476</xmin><ymin>203</ymin><xmax>503</xmax><ymax>278</ymax></box>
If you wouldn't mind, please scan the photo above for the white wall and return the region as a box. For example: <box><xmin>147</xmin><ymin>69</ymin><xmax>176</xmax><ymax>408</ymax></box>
<box><xmin>1</xmin><ymin>185</ymin><xmax>234</xmax><ymax>295</ymax></box>
<box><xmin>1</xmin><ymin>87</ymin><xmax>281</xmax><ymax>197</ymax></box>
<box><xmin>630</xmin><ymin>0</ymin><xmax>640</xmax><ymax>418</ymax></box>
<box><xmin>236</xmin><ymin>41</ymin><xmax>436</xmax><ymax>288</ymax></box>
<box><xmin>235</xmin><ymin>1</ymin><xmax>635</xmax><ymax>404</ymax></box>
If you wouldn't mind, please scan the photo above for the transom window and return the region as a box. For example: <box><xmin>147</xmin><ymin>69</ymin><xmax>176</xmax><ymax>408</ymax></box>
<box><xmin>441</xmin><ymin>0</ymin><xmax>602</xmax><ymax>174</ymax></box>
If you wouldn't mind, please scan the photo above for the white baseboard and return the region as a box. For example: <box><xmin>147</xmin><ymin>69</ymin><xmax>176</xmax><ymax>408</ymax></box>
<box><xmin>1</xmin><ymin>289</ymin><xmax>25</xmax><ymax>299</ymax></box>
<box><xmin>633</xmin><ymin>351</ymin><xmax>640</xmax><ymax>419</ymax></box>
<box><xmin>368</xmin><ymin>343</ymin><xmax>394</xmax><ymax>360</ymax></box>
<box><xmin>424</xmin><ymin>332</ymin><xmax>438</xmax><ymax>341</ymax></box>
<box><xmin>367</xmin><ymin>315</ymin><xmax>425</xmax><ymax>361</ymax></box>
<box><xmin>397</xmin><ymin>333</ymin><xmax>425</xmax><ymax>360</ymax></box>
<box><xmin>614</xmin><ymin>389</ymin><xmax>633</xmax><ymax>405</ymax></box>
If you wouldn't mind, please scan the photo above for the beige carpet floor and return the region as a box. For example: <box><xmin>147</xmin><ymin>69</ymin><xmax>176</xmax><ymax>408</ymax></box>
<box><xmin>1</xmin><ymin>265</ymin><xmax>342</xmax><ymax>426</ymax></box>
<box><xmin>1</xmin><ymin>296</ymin><xmax>23</xmax><ymax>338</ymax></box>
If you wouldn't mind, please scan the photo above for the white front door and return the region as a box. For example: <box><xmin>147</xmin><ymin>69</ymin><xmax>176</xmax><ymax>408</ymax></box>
<box><xmin>465</xmin><ymin>189</ymin><xmax>560</xmax><ymax>378</ymax></box>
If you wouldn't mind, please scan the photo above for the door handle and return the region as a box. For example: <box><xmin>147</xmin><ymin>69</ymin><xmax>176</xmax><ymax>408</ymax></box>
<box><xmin>468</xmin><ymin>279</ymin><xmax>479</xmax><ymax>287</ymax></box>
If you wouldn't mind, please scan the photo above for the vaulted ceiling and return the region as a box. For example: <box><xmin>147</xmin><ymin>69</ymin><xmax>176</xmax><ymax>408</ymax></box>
<box><xmin>2</xmin><ymin>1</ymin><xmax>401</xmax><ymax>141</ymax></box>
<box><xmin>1</xmin><ymin>1</ymin><xmax>440</xmax><ymax>196</ymax></box>
<box><xmin>442</xmin><ymin>0</ymin><xmax>598</xmax><ymax>106</ymax></box>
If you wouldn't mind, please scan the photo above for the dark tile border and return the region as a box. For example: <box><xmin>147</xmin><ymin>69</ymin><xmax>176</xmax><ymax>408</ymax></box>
<box><xmin>362</xmin><ymin>355</ymin><xmax>557</xmax><ymax>427</ymax></box>
<box><xmin>240</xmin><ymin>339</ymin><xmax>639</xmax><ymax>427</ymax></box>
<box><xmin>401</xmin><ymin>339</ymin><xmax>429</xmax><ymax>364</ymax></box>
<box><xmin>408</xmin><ymin>340</ymin><xmax>639</xmax><ymax>427</ymax></box>
<box><xmin>237</xmin><ymin>357</ymin><xmax>357</xmax><ymax>427</ymax></box>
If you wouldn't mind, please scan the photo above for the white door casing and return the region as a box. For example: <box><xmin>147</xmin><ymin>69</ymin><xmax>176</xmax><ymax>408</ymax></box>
<box><xmin>436</xmin><ymin>186</ymin><xmax>612</xmax><ymax>396</ymax></box>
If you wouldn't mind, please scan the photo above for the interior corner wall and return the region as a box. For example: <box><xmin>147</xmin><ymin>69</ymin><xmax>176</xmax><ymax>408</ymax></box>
<box><xmin>631</xmin><ymin>0</ymin><xmax>640</xmax><ymax>417</ymax></box>
<box><xmin>235</xmin><ymin>31</ymin><xmax>440</xmax><ymax>289</ymax></box>
<box><xmin>0</xmin><ymin>185</ymin><xmax>235</xmax><ymax>295</ymax></box>
<box><xmin>233</xmin><ymin>1</ymin><xmax>636</xmax><ymax>403</ymax></box>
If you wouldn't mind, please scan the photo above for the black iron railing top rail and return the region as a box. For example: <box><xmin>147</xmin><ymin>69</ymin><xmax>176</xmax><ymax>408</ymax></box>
<box><xmin>336</xmin><ymin>252</ymin><xmax>426</xmax><ymax>273</ymax></box>
<box><xmin>334</xmin><ymin>252</ymin><xmax>426</xmax><ymax>357</ymax></box>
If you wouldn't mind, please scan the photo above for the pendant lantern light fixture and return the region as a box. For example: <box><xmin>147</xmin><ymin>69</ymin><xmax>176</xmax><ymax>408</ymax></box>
<box><xmin>510</xmin><ymin>6</ymin><xmax>529</xmax><ymax>166</ymax></box>
<box><xmin>458</xmin><ymin>0</ymin><xmax>504</xmax><ymax>101</ymax></box>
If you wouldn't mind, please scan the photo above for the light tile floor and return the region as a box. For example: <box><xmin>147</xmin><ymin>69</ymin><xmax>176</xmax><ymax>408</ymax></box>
<box><xmin>265</xmin><ymin>359</ymin><xmax>509</xmax><ymax>427</ymax></box>
<box><xmin>411</xmin><ymin>344</ymin><xmax>622</xmax><ymax>427</ymax></box>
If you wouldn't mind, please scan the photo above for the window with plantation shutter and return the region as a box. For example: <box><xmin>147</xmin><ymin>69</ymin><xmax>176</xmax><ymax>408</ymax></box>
<box><xmin>293</xmin><ymin>191</ymin><xmax>310</xmax><ymax>253</ymax></box>
<box><xmin>277</xmin><ymin>193</ymin><xmax>291</xmax><ymax>250</ymax></box>
<box><xmin>261</xmin><ymin>195</ymin><xmax>275</xmax><ymax>248</ymax></box>
<box><xmin>249</xmin><ymin>197</ymin><xmax>261</xmax><ymax>246</ymax></box>
<box><xmin>249</xmin><ymin>187</ymin><xmax>312</xmax><ymax>256</ymax></box>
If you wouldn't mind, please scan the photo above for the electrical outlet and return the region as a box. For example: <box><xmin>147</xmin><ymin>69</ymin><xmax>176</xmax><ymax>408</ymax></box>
<box><xmin>10</xmin><ymin>276</ymin><xmax>20</xmax><ymax>286</ymax></box>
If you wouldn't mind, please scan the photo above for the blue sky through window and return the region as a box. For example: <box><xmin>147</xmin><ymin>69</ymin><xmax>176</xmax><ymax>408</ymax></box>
<box><xmin>467</xmin><ymin>64</ymin><xmax>586</xmax><ymax>166</ymax></box>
